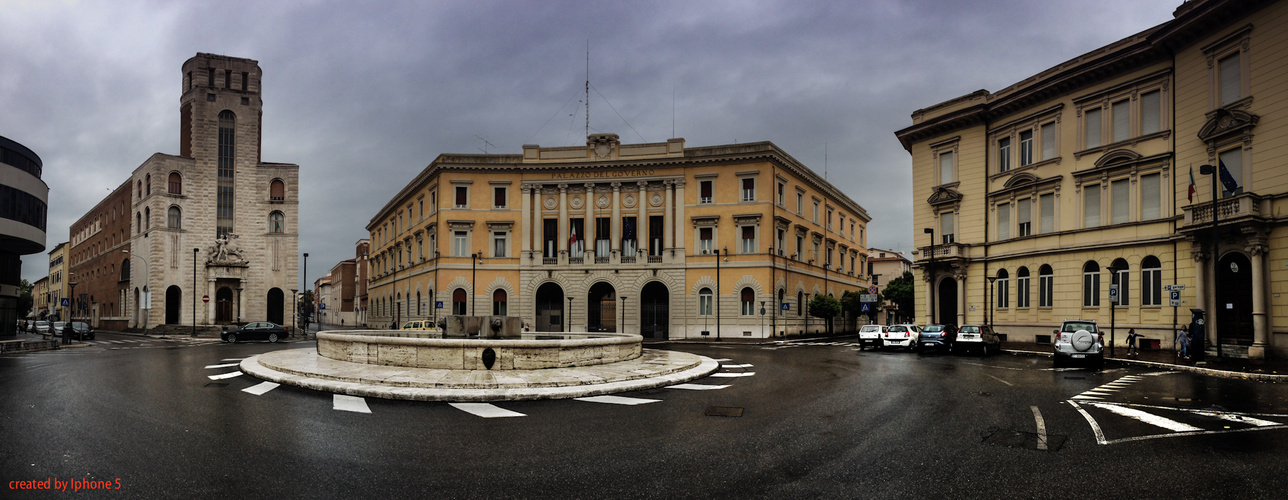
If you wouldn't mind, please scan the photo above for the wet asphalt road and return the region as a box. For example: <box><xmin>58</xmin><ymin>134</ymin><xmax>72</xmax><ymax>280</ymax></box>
<box><xmin>3</xmin><ymin>332</ymin><xmax>1288</xmax><ymax>499</ymax></box>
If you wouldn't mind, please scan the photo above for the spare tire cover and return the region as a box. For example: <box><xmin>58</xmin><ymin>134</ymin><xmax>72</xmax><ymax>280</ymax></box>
<box><xmin>1071</xmin><ymin>329</ymin><xmax>1095</xmax><ymax>352</ymax></box>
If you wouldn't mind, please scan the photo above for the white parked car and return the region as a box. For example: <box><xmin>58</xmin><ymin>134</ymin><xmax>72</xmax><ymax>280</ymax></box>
<box><xmin>858</xmin><ymin>324</ymin><xmax>887</xmax><ymax>350</ymax></box>
<box><xmin>883</xmin><ymin>324</ymin><xmax>921</xmax><ymax>350</ymax></box>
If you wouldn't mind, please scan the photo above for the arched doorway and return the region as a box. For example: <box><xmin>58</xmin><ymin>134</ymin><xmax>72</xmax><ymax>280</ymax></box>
<box><xmin>640</xmin><ymin>282</ymin><xmax>669</xmax><ymax>339</ymax></box>
<box><xmin>267</xmin><ymin>288</ymin><xmax>284</xmax><ymax>325</ymax></box>
<box><xmin>133</xmin><ymin>287</ymin><xmax>141</xmax><ymax>327</ymax></box>
<box><xmin>165</xmin><ymin>285</ymin><xmax>182</xmax><ymax>324</ymax></box>
<box><xmin>1216</xmin><ymin>252</ymin><xmax>1253</xmax><ymax>346</ymax></box>
<box><xmin>587</xmin><ymin>282</ymin><xmax>617</xmax><ymax>332</ymax></box>
<box><xmin>216</xmin><ymin>287</ymin><xmax>234</xmax><ymax>323</ymax></box>
<box><xmin>534</xmin><ymin>282</ymin><xmax>564</xmax><ymax>332</ymax></box>
<box><xmin>936</xmin><ymin>277</ymin><xmax>957</xmax><ymax>326</ymax></box>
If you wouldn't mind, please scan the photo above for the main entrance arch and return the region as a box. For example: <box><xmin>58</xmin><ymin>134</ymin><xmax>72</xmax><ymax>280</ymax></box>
<box><xmin>216</xmin><ymin>287</ymin><xmax>234</xmax><ymax>323</ymax></box>
<box><xmin>534</xmin><ymin>282</ymin><xmax>564</xmax><ymax>332</ymax></box>
<box><xmin>165</xmin><ymin>285</ymin><xmax>181</xmax><ymax>324</ymax></box>
<box><xmin>587</xmin><ymin>282</ymin><xmax>617</xmax><ymax>332</ymax></box>
<box><xmin>1216</xmin><ymin>252</ymin><xmax>1253</xmax><ymax>346</ymax></box>
<box><xmin>640</xmin><ymin>281</ymin><xmax>669</xmax><ymax>339</ymax></box>
<box><xmin>936</xmin><ymin>277</ymin><xmax>957</xmax><ymax>326</ymax></box>
<box><xmin>267</xmin><ymin>288</ymin><xmax>285</xmax><ymax>325</ymax></box>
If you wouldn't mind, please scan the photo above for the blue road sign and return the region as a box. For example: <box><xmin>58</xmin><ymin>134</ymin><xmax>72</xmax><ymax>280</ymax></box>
<box><xmin>781</xmin><ymin>303</ymin><xmax>789</xmax><ymax>311</ymax></box>
<box><xmin>861</xmin><ymin>303</ymin><xmax>871</xmax><ymax>312</ymax></box>
<box><xmin>61</xmin><ymin>298</ymin><xmax>70</xmax><ymax>307</ymax></box>
<box><xmin>436</xmin><ymin>301</ymin><xmax>444</xmax><ymax>309</ymax></box>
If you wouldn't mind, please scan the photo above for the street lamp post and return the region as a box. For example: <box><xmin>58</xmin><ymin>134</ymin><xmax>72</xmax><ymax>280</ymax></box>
<box><xmin>986</xmin><ymin>275</ymin><xmax>998</xmax><ymax>329</ymax></box>
<box><xmin>619</xmin><ymin>295</ymin><xmax>627</xmax><ymax>334</ymax></box>
<box><xmin>471</xmin><ymin>252</ymin><xmax>479</xmax><ymax>316</ymax></box>
<box><xmin>567</xmin><ymin>296</ymin><xmax>573</xmax><ymax>333</ymax></box>
<box><xmin>122</xmin><ymin>250</ymin><xmax>150</xmax><ymax>332</ymax></box>
<box><xmin>302</xmin><ymin>252</ymin><xmax>309</xmax><ymax>336</ymax></box>
<box><xmin>192</xmin><ymin>248</ymin><xmax>199</xmax><ymax>337</ymax></box>
<box><xmin>871</xmin><ymin>273</ymin><xmax>882</xmax><ymax>324</ymax></box>
<box><xmin>716</xmin><ymin>247</ymin><xmax>725</xmax><ymax>341</ymax></box>
<box><xmin>760</xmin><ymin>301</ymin><xmax>766</xmax><ymax>338</ymax></box>
<box><xmin>235</xmin><ymin>287</ymin><xmax>243</xmax><ymax>325</ymax></box>
<box><xmin>65</xmin><ymin>280</ymin><xmax>78</xmax><ymax>344</ymax></box>
<box><xmin>1107</xmin><ymin>262</ymin><xmax>1125</xmax><ymax>358</ymax></box>
<box><xmin>924</xmin><ymin>228</ymin><xmax>936</xmax><ymax>325</ymax></box>
<box><xmin>290</xmin><ymin>288</ymin><xmax>297</xmax><ymax>337</ymax></box>
<box><xmin>804</xmin><ymin>293</ymin><xmax>811</xmax><ymax>334</ymax></box>
<box><xmin>1198</xmin><ymin>163</ymin><xmax>1222</xmax><ymax>361</ymax></box>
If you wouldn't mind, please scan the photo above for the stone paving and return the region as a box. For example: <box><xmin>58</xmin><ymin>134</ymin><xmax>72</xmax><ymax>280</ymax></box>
<box><xmin>241</xmin><ymin>347</ymin><xmax>719</xmax><ymax>402</ymax></box>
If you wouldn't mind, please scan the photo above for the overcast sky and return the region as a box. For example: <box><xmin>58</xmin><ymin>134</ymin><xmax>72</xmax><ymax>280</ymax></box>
<box><xmin>2</xmin><ymin>0</ymin><xmax>1180</xmax><ymax>286</ymax></box>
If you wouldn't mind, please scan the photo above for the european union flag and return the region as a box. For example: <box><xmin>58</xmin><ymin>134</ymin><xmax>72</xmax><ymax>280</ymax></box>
<box><xmin>1218</xmin><ymin>159</ymin><xmax>1242</xmax><ymax>196</ymax></box>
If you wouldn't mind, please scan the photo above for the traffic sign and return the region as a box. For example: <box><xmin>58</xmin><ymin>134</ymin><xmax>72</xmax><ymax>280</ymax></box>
<box><xmin>1169</xmin><ymin>290</ymin><xmax>1181</xmax><ymax>307</ymax></box>
<box><xmin>436</xmin><ymin>301</ymin><xmax>444</xmax><ymax>309</ymax></box>
<box><xmin>868</xmin><ymin>286</ymin><xmax>879</xmax><ymax>294</ymax></box>
<box><xmin>859</xmin><ymin>294</ymin><xmax>878</xmax><ymax>303</ymax></box>
<box><xmin>60</xmin><ymin>298</ymin><xmax>70</xmax><ymax>307</ymax></box>
<box><xmin>861</xmin><ymin>303</ymin><xmax>871</xmax><ymax>312</ymax></box>
<box><xmin>203</xmin><ymin>295</ymin><xmax>210</xmax><ymax>303</ymax></box>
<box><xmin>1108</xmin><ymin>284</ymin><xmax>1119</xmax><ymax>304</ymax></box>
<box><xmin>781</xmin><ymin>303</ymin><xmax>789</xmax><ymax>311</ymax></box>
<box><xmin>1164</xmin><ymin>284</ymin><xmax>1186</xmax><ymax>291</ymax></box>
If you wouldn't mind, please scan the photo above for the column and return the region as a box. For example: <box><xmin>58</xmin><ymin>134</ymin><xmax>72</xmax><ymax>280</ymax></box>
<box><xmin>533</xmin><ymin>185</ymin><xmax>543</xmax><ymax>256</ymax></box>
<box><xmin>663</xmin><ymin>180</ymin><xmax>674</xmax><ymax>252</ymax></box>
<box><xmin>636</xmin><ymin>181</ymin><xmax>647</xmax><ymax>253</ymax></box>
<box><xmin>520</xmin><ymin>184</ymin><xmax>531</xmax><ymax>256</ymax></box>
<box><xmin>924</xmin><ymin>271</ymin><xmax>935</xmax><ymax>325</ymax></box>
<box><xmin>611</xmin><ymin>182</ymin><xmax>621</xmax><ymax>253</ymax></box>
<box><xmin>1248</xmin><ymin>241</ymin><xmax>1269</xmax><ymax>359</ymax></box>
<box><xmin>1190</xmin><ymin>243</ymin><xmax>1210</xmax><ymax>347</ymax></box>
<box><xmin>585</xmin><ymin>183</ymin><xmax>595</xmax><ymax>260</ymax></box>
<box><xmin>674</xmin><ymin>179</ymin><xmax>685</xmax><ymax>252</ymax></box>
<box><xmin>558</xmin><ymin>184</ymin><xmax>569</xmax><ymax>253</ymax></box>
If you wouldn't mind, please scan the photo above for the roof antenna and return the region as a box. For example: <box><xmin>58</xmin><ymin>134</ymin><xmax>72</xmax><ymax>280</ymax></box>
<box><xmin>672</xmin><ymin>84</ymin><xmax>676</xmax><ymax>139</ymax></box>
<box><xmin>585</xmin><ymin>40</ymin><xmax>590</xmax><ymax>139</ymax></box>
<box><xmin>824</xmin><ymin>142</ymin><xmax>828</xmax><ymax>181</ymax></box>
<box><xmin>475</xmin><ymin>135</ymin><xmax>495</xmax><ymax>154</ymax></box>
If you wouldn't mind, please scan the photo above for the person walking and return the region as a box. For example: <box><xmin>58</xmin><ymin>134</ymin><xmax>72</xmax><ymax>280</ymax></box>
<box><xmin>1126</xmin><ymin>328</ymin><xmax>1140</xmax><ymax>356</ymax></box>
<box><xmin>1176</xmin><ymin>325</ymin><xmax>1190</xmax><ymax>360</ymax></box>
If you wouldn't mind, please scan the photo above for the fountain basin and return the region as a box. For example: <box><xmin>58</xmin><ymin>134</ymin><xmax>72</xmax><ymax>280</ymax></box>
<box><xmin>317</xmin><ymin>330</ymin><xmax>642</xmax><ymax>370</ymax></box>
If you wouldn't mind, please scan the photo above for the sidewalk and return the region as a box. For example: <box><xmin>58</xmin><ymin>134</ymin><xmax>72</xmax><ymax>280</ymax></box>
<box><xmin>1001</xmin><ymin>341</ymin><xmax>1288</xmax><ymax>381</ymax></box>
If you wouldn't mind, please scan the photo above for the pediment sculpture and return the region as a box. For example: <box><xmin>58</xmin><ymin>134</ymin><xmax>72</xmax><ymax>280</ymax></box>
<box><xmin>207</xmin><ymin>233</ymin><xmax>249</xmax><ymax>266</ymax></box>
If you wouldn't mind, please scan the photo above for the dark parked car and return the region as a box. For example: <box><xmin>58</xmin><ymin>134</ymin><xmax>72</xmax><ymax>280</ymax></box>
<box><xmin>918</xmin><ymin>324</ymin><xmax>957</xmax><ymax>352</ymax></box>
<box><xmin>222</xmin><ymin>322</ymin><xmax>289</xmax><ymax>343</ymax></box>
<box><xmin>69</xmin><ymin>322</ymin><xmax>94</xmax><ymax>341</ymax></box>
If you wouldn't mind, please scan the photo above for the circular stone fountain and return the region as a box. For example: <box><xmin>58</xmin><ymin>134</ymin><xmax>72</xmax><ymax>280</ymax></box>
<box><xmin>240</xmin><ymin>319</ymin><xmax>718</xmax><ymax>402</ymax></box>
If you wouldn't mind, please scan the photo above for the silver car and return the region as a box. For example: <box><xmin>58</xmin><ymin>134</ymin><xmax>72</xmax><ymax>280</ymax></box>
<box><xmin>1053</xmin><ymin>320</ymin><xmax>1103</xmax><ymax>366</ymax></box>
<box><xmin>33</xmin><ymin>321</ymin><xmax>50</xmax><ymax>334</ymax></box>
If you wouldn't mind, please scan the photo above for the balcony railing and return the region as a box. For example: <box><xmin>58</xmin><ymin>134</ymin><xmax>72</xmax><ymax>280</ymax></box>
<box><xmin>1183</xmin><ymin>192</ymin><xmax>1262</xmax><ymax>228</ymax></box>
<box><xmin>648</xmin><ymin>255</ymin><xmax>662</xmax><ymax>263</ymax></box>
<box><xmin>621</xmin><ymin>256</ymin><xmax>635</xmax><ymax>264</ymax></box>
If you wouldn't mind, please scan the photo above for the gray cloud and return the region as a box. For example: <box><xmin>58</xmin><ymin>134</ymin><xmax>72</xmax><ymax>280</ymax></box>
<box><xmin>2</xmin><ymin>0</ymin><xmax>1178</xmax><ymax>285</ymax></box>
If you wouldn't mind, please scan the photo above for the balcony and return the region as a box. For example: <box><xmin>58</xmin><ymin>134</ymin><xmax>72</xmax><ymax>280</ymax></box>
<box><xmin>1182</xmin><ymin>192</ymin><xmax>1264</xmax><ymax>229</ymax></box>
<box><xmin>914</xmin><ymin>242</ymin><xmax>968</xmax><ymax>264</ymax></box>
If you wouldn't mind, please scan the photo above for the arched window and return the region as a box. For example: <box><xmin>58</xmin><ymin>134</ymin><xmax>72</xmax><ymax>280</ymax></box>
<box><xmin>167</xmin><ymin>206</ymin><xmax>181</xmax><ymax>229</ymax></box>
<box><xmin>1016</xmin><ymin>267</ymin><xmax>1030</xmax><ymax>308</ymax></box>
<box><xmin>698</xmin><ymin>288</ymin><xmax>712</xmax><ymax>316</ymax></box>
<box><xmin>1039</xmin><ymin>265</ymin><xmax>1053</xmax><ymax>307</ymax></box>
<box><xmin>270</xmin><ymin>179</ymin><xmax>285</xmax><ymax>201</ymax></box>
<box><xmin>996</xmin><ymin>269</ymin><xmax>1009</xmax><ymax>309</ymax></box>
<box><xmin>452</xmin><ymin>289</ymin><xmax>467</xmax><ymax>315</ymax></box>
<box><xmin>493</xmin><ymin>289</ymin><xmax>507</xmax><ymax>316</ymax></box>
<box><xmin>416</xmin><ymin>291</ymin><xmax>422</xmax><ymax>316</ymax></box>
<box><xmin>144</xmin><ymin>207</ymin><xmax>150</xmax><ymax>229</ymax></box>
<box><xmin>137</xmin><ymin>180</ymin><xmax>143</xmax><ymax>200</ymax></box>
<box><xmin>121</xmin><ymin>259</ymin><xmax>130</xmax><ymax>281</ymax></box>
<box><xmin>797</xmin><ymin>291</ymin><xmax>804</xmax><ymax>316</ymax></box>
<box><xmin>168</xmin><ymin>172</ymin><xmax>182</xmax><ymax>194</ymax></box>
<box><xmin>396</xmin><ymin>293</ymin><xmax>402</xmax><ymax>319</ymax></box>
<box><xmin>741</xmin><ymin>287</ymin><xmax>755</xmax><ymax>315</ymax></box>
<box><xmin>1142</xmin><ymin>256</ymin><xmax>1162</xmax><ymax>306</ymax></box>
<box><xmin>145</xmin><ymin>174</ymin><xmax>151</xmax><ymax>195</ymax></box>
<box><xmin>1110</xmin><ymin>258</ymin><xmax>1130</xmax><ymax>306</ymax></box>
<box><xmin>1083</xmin><ymin>261</ymin><xmax>1100</xmax><ymax>307</ymax></box>
<box><xmin>269</xmin><ymin>211</ymin><xmax>285</xmax><ymax>233</ymax></box>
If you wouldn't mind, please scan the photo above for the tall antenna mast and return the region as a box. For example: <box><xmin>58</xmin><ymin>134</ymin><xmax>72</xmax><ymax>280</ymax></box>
<box><xmin>824</xmin><ymin>142</ymin><xmax>829</xmax><ymax>181</ymax></box>
<box><xmin>585</xmin><ymin>40</ymin><xmax>590</xmax><ymax>139</ymax></box>
<box><xmin>672</xmin><ymin>84</ymin><xmax>676</xmax><ymax>139</ymax></box>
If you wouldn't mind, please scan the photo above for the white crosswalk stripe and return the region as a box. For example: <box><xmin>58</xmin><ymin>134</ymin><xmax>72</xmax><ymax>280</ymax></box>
<box><xmin>450</xmin><ymin>403</ymin><xmax>525</xmax><ymax>418</ymax></box>
<box><xmin>667</xmin><ymin>383</ymin><xmax>730</xmax><ymax>390</ymax></box>
<box><xmin>710</xmin><ymin>372</ymin><xmax>755</xmax><ymax>378</ymax></box>
<box><xmin>721</xmin><ymin>363</ymin><xmax>754</xmax><ymax>368</ymax></box>
<box><xmin>207</xmin><ymin>371</ymin><xmax>243</xmax><ymax>380</ymax></box>
<box><xmin>333</xmin><ymin>395</ymin><xmax>371</xmax><ymax>413</ymax></box>
<box><xmin>242</xmin><ymin>382</ymin><xmax>280</xmax><ymax>396</ymax></box>
<box><xmin>204</xmin><ymin>363</ymin><xmax>240</xmax><ymax>369</ymax></box>
<box><xmin>575</xmin><ymin>395</ymin><xmax>660</xmax><ymax>406</ymax></box>
<box><xmin>1090</xmin><ymin>402</ymin><xmax>1202</xmax><ymax>432</ymax></box>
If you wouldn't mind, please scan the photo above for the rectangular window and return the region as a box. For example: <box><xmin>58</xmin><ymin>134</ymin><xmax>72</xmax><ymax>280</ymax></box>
<box><xmin>1218</xmin><ymin>149</ymin><xmax>1243</xmax><ymax>198</ymax></box>
<box><xmin>224</xmin><ymin>69</ymin><xmax>232</xmax><ymax>89</ymax></box>
<box><xmin>1113</xmin><ymin>266</ymin><xmax>1130</xmax><ymax>306</ymax></box>
<box><xmin>207</xmin><ymin>68</ymin><xmax>214</xmax><ymax>87</ymax></box>
<box><xmin>452</xmin><ymin>231</ymin><xmax>468</xmax><ymax>257</ymax></box>
<box><xmin>998</xmin><ymin>137</ymin><xmax>1011</xmax><ymax>173</ymax></box>
<box><xmin>812</xmin><ymin>241</ymin><xmax>820</xmax><ymax>263</ymax></box>
<box><xmin>1039</xmin><ymin>194</ymin><xmax>1054</xmax><ymax>234</ymax></box>
<box><xmin>493</xmin><ymin>187</ymin><xmax>506</xmax><ymax>208</ymax></box>
<box><xmin>777</xmin><ymin>182</ymin><xmax>785</xmax><ymax>206</ymax></box>
<box><xmin>595</xmin><ymin>217</ymin><xmax>610</xmax><ymax>257</ymax></box>
<box><xmin>648</xmin><ymin>216</ymin><xmax>663</xmax><ymax>256</ymax></box>
<box><xmin>543</xmin><ymin>219</ymin><xmax>558</xmax><ymax>257</ymax></box>
<box><xmin>1084</xmin><ymin>270</ymin><xmax>1100</xmax><ymax>307</ymax></box>
<box><xmin>1084</xmin><ymin>185</ymin><xmax>1101</xmax><ymax>227</ymax></box>
<box><xmin>454</xmin><ymin>186</ymin><xmax>468</xmax><ymax>208</ymax></box>
<box><xmin>796</xmin><ymin>193</ymin><xmax>803</xmax><ymax>214</ymax></box>
<box><xmin>1143</xmin><ymin>265</ymin><xmax>1162</xmax><ymax>306</ymax></box>
<box><xmin>1111</xmin><ymin>100</ymin><xmax>1130</xmax><ymax>143</ymax></box>
<box><xmin>700</xmin><ymin>181</ymin><xmax>713</xmax><ymax>204</ymax></box>
<box><xmin>1219</xmin><ymin>53</ymin><xmax>1241</xmax><ymax>106</ymax></box>
<box><xmin>812</xmin><ymin>202</ymin><xmax>819</xmax><ymax>223</ymax></box>
<box><xmin>826</xmin><ymin>246</ymin><xmax>833</xmax><ymax>268</ymax></box>
<box><xmin>493</xmin><ymin>232</ymin><xmax>507</xmax><ymax>258</ymax></box>
<box><xmin>741</xmin><ymin>178</ymin><xmax>755</xmax><ymax>202</ymax></box>
<box><xmin>1140</xmin><ymin>91</ymin><xmax>1161</xmax><ymax>135</ymax></box>
<box><xmin>941</xmin><ymin>212</ymin><xmax>954</xmax><ymax>244</ymax></box>
<box><xmin>1041</xmin><ymin>122</ymin><xmax>1056</xmax><ymax>160</ymax></box>
<box><xmin>1111</xmin><ymin>179</ymin><xmax>1129</xmax><ymax>224</ymax></box>
<box><xmin>1140</xmin><ymin>173</ymin><xmax>1161</xmax><ymax>220</ymax></box>
<box><xmin>699</xmin><ymin>293</ymin><xmax>712</xmax><ymax>316</ymax></box>
<box><xmin>741</xmin><ymin>226</ymin><xmax>755</xmax><ymax>254</ymax></box>
<box><xmin>997</xmin><ymin>278</ymin><xmax>1009</xmax><ymax>309</ymax></box>
<box><xmin>570</xmin><ymin>218</ymin><xmax>585</xmax><ymax>257</ymax></box>
<box><xmin>699</xmin><ymin>227</ymin><xmax>713</xmax><ymax>253</ymax></box>
<box><xmin>997</xmin><ymin>203</ymin><xmax>1010</xmax><ymax>240</ymax></box>
<box><xmin>622</xmin><ymin>216</ymin><xmax>637</xmax><ymax>257</ymax></box>
<box><xmin>826</xmin><ymin>209</ymin><xmax>833</xmax><ymax>230</ymax></box>
<box><xmin>776</xmin><ymin>229</ymin><xmax>784</xmax><ymax>255</ymax></box>
<box><xmin>1085</xmin><ymin>108</ymin><xmax>1102</xmax><ymax>148</ymax></box>
<box><xmin>939</xmin><ymin>151</ymin><xmax>954</xmax><ymax>184</ymax></box>
<box><xmin>1019</xmin><ymin>130</ymin><xmax>1033</xmax><ymax>166</ymax></box>
<box><xmin>1017</xmin><ymin>274</ymin><xmax>1030</xmax><ymax>308</ymax></box>
<box><xmin>1017</xmin><ymin>198</ymin><xmax>1031</xmax><ymax>237</ymax></box>
<box><xmin>1040</xmin><ymin>273</ymin><xmax>1053</xmax><ymax>308</ymax></box>
<box><xmin>795</xmin><ymin>235</ymin><xmax>803</xmax><ymax>259</ymax></box>
<box><xmin>241</xmin><ymin>71</ymin><xmax>249</xmax><ymax>91</ymax></box>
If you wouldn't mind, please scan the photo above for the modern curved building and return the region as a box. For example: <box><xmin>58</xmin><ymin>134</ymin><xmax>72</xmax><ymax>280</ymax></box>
<box><xmin>0</xmin><ymin>135</ymin><xmax>48</xmax><ymax>336</ymax></box>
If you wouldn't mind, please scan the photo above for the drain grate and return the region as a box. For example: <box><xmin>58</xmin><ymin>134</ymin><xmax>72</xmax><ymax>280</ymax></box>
<box><xmin>705</xmin><ymin>406</ymin><xmax>744</xmax><ymax>417</ymax></box>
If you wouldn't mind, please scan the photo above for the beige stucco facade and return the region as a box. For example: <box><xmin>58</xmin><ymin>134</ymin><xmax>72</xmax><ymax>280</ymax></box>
<box><xmin>46</xmin><ymin>242</ymin><xmax>66</xmax><ymax>320</ymax></box>
<box><xmin>366</xmin><ymin>134</ymin><xmax>872</xmax><ymax>339</ymax></box>
<box><xmin>897</xmin><ymin>0</ymin><xmax>1288</xmax><ymax>358</ymax></box>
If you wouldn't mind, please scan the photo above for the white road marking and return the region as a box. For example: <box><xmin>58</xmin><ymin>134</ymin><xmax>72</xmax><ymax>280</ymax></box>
<box><xmin>712</xmin><ymin>358</ymin><xmax>732</xmax><ymax>362</ymax></box>
<box><xmin>207</xmin><ymin>371</ymin><xmax>243</xmax><ymax>380</ymax></box>
<box><xmin>965</xmin><ymin>362</ymin><xmax>1024</xmax><ymax>371</ymax></box>
<box><xmin>1071</xmin><ymin>394</ymin><xmax>1102</xmax><ymax>400</ymax></box>
<box><xmin>574</xmin><ymin>395</ymin><xmax>660</xmax><ymax>406</ymax></box>
<box><xmin>1139</xmin><ymin>371</ymin><xmax>1178</xmax><ymax>377</ymax></box>
<box><xmin>108</xmin><ymin>340</ymin><xmax>125</xmax><ymax>344</ymax></box>
<box><xmin>710</xmin><ymin>372</ymin><xmax>755</xmax><ymax>378</ymax></box>
<box><xmin>1089</xmin><ymin>402</ymin><xmax>1202</xmax><ymax>432</ymax></box>
<box><xmin>1039</xmin><ymin>367</ymin><xmax>1086</xmax><ymax>372</ymax></box>
<box><xmin>450</xmin><ymin>403</ymin><xmax>525</xmax><ymax>418</ymax></box>
<box><xmin>242</xmin><ymin>382</ymin><xmax>280</xmax><ymax>396</ymax></box>
<box><xmin>221</xmin><ymin>358</ymin><xmax>246</xmax><ymax>362</ymax></box>
<box><xmin>1106</xmin><ymin>402</ymin><xmax>1285</xmax><ymax>427</ymax></box>
<box><xmin>667</xmin><ymin>384</ymin><xmax>730</xmax><ymax>390</ymax></box>
<box><xmin>1068</xmin><ymin>401</ymin><xmax>1108</xmax><ymax>445</ymax></box>
<box><xmin>333</xmin><ymin>395</ymin><xmax>371</xmax><ymax>414</ymax></box>
<box><xmin>203</xmin><ymin>363</ymin><xmax>240</xmax><ymax>369</ymax></box>
<box><xmin>984</xmin><ymin>373</ymin><xmax>1014</xmax><ymax>387</ymax></box>
<box><xmin>721</xmin><ymin>363</ymin><xmax>754</xmax><ymax>368</ymax></box>
<box><xmin>1031</xmin><ymin>406</ymin><xmax>1049</xmax><ymax>451</ymax></box>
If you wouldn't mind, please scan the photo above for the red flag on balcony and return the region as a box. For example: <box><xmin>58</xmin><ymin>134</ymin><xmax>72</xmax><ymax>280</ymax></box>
<box><xmin>1188</xmin><ymin>165</ymin><xmax>1196</xmax><ymax>203</ymax></box>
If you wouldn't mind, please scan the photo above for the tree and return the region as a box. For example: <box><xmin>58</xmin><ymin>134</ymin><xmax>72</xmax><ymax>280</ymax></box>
<box><xmin>883</xmin><ymin>271</ymin><xmax>916</xmax><ymax>323</ymax></box>
<box><xmin>17</xmin><ymin>279</ymin><xmax>33</xmax><ymax>319</ymax></box>
<box><xmin>808</xmin><ymin>294</ymin><xmax>842</xmax><ymax>335</ymax></box>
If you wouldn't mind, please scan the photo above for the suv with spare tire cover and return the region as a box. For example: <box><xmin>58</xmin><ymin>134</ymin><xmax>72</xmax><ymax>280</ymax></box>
<box><xmin>1053</xmin><ymin>320</ymin><xmax>1102</xmax><ymax>366</ymax></box>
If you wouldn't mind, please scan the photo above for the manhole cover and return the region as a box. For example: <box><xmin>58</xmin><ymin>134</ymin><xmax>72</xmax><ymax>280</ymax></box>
<box><xmin>980</xmin><ymin>427</ymin><xmax>1066</xmax><ymax>452</ymax></box>
<box><xmin>705</xmin><ymin>406</ymin><xmax>744</xmax><ymax>417</ymax></box>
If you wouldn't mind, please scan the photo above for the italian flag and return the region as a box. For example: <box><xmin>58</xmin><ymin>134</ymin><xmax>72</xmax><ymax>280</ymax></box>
<box><xmin>1188</xmin><ymin>165</ymin><xmax>1196</xmax><ymax>203</ymax></box>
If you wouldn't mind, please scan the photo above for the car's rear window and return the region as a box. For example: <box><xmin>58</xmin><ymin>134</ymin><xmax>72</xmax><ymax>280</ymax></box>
<box><xmin>923</xmin><ymin>325</ymin><xmax>943</xmax><ymax>333</ymax></box>
<box><xmin>889</xmin><ymin>326</ymin><xmax>906</xmax><ymax>332</ymax></box>
<box><xmin>861</xmin><ymin>326</ymin><xmax>879</xmax><ymax>332</ymax></box>
<box><xmin>1063</xmin><ymin>322</ymin><xmax>1096</xmax><ymax>332</ymax></box>
<box><xmin>959</xmin><ymin>326</ymin><xmax>980</xmax><ymax>333</ymax></box>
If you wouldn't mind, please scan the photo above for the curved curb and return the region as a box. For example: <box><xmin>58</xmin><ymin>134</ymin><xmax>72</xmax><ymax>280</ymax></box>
<box><xmin>1002</xmin><ymin>348</ymin><xmax>1288</xmax><ymax>382</ymax></box>
<box><xmin>240</xmin><ymin>350</ymin><xmax>721</xmax><ymax>402</ymax></box>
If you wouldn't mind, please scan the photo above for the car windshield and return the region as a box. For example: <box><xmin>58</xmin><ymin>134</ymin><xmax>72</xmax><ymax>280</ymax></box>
<box><xmin>959</xmin><ymin>326</ymin><xmax>980</xmax><ymax>333</ymax></box>
<box><xmin>1063</xmin><ymin>322</ymin><xmax>1096</xmax><ymax>333</ymax></box>
<box><xmin>923</xmin><ymin>325</ymin><xmax>943</xmax><ymax>333</ymax></box>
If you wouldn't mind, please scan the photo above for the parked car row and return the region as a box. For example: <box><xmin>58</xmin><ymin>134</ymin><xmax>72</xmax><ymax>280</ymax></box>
<box><xmin>855</xmin><ymin>323</ymin><xmax>1002</xmax><ymax>356</ymax></box>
